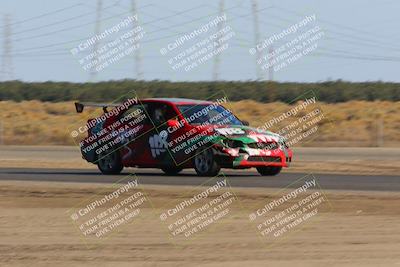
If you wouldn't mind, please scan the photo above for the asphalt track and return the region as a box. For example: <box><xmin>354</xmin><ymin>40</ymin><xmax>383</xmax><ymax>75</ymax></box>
<box><xmin>1</xmin><ymin>146</ymin><xmax>399</xmax><ymax>162</ymax></box>
<box><xmin>0</xmin><ymin>168</ymin><xmax>399</xmax><ymax>192</ymax></box>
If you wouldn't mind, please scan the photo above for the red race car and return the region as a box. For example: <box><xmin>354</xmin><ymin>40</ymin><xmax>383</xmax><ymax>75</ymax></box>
<box><xmin>75</xmin><ymin>98</ymin><xmax>292</xmax><ymax>176</ymax></box>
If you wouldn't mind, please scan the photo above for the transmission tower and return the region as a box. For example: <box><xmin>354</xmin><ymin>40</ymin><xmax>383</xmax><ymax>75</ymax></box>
<box><xmin>131</xmin><ymin>0</ymin><xmax>143</xmax><ymax>80</ymax></box>
<box><xmin>1</xmin><ymin>14</ymin><xmax>14</xmax><ymax>80</ymax></box>
<box><xmin>212</xmin><ymin>0</ymin><xmax>224</xmax><ymax>81</ymax></box>
<box><xmin>90</xmin><ymin>0</ymin><xmax>102</xmax><ymax>81</ymax></box>
<box><xmin>252</xmin><ymin>0</ymin><xmax>263</xmax><ymax>80</ymax></box>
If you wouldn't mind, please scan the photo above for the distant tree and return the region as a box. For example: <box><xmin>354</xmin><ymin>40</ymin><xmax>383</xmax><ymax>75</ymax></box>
<box><xmin>0</xmin><ymin>80</ymin><xmax>399</xmax><ymax>103</ymax></box>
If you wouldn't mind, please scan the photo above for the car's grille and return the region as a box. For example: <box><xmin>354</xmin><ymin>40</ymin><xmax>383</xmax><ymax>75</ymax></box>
<box><xmin>247</xmin><ymin>142</ymin><xmax>279</xmax><ymax>150</ymax></box>
<box><xmin>247</xmin><ymin>156</ymin><xmax>281</xmax><ymax>162</ymax></box>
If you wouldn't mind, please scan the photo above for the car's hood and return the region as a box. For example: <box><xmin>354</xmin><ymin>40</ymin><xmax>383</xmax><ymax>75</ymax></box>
<box><xmin>196</xmin><ymin>124</ymin><xmax>283</xmax><ymax>144</ymax></box>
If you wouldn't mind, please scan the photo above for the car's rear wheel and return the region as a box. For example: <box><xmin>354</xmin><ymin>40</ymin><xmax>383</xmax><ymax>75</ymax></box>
<box><xmin>193</xmin><ymin>148</ymin><xmax>220</xmax><ymax>176</ymax></box>
<box><xmin>256</xmin><ymin>166</ymin><xmax>282</xmax><ymax>176</ymax></box>
<box><xmin>161</xmin><ymin>167</ymin><xmax>183</xmax><ymax>175</ymax></box>
<box><xmin>97</xmin><ymin>150</ymin><xmax>123</xmax><ymax>174</ymax></box>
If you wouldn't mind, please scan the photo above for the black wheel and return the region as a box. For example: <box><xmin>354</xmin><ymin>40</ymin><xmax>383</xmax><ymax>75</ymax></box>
<box><xmin>97</xmin><ymin>150</ymin><xmax>123</xmax><ymax>174</ymax></box>
<box><xmin>256</xmin><ymin>166</ymin><xmax>282</xmax><ymax>176</ymax></box>
<box><xmin>161</xmin><ymin>167</ymin><xmax>183</xmax><ymax>175</ymax></box>
<box><xmin>193</xmin><ymin>148</ymin><xmax>220</xmax><ymax>176</ymax></box>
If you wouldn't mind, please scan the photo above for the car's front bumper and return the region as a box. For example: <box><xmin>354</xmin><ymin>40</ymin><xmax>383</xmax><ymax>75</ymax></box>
<box><xmin>214</xmin><ymin>146</ymin><xmax>293</xmax><ymax>168</ymax></box>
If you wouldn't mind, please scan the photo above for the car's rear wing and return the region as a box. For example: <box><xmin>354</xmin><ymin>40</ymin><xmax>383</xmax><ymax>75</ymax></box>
<box><xmin>74</xmin><ymin>102</ymin><xmax>121</xmax><ymax>113</ymax></box>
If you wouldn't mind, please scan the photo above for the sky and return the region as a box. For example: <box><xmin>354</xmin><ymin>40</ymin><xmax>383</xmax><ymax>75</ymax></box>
<box><xmin>0</xmin><ymin>0</ymin><xmax>399</xmax><ymax>83</ymax></box>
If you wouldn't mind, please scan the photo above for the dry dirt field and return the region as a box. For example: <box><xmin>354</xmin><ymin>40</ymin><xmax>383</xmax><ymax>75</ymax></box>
<box><xmin>0</xmin><ymin>100</ymin><xmax>399</xmax><ymax>146</ymax></box>
<box><xmin>0</xmin><ymin>180</ymin><xmax>399</xmax><ymax>267</ymax></box>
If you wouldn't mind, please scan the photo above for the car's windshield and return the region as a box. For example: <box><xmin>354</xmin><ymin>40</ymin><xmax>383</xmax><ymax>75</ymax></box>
<box><xmin>178</xmin><ymin>104</ymin><xmax>243</xmax><ymax>126</ymax></box>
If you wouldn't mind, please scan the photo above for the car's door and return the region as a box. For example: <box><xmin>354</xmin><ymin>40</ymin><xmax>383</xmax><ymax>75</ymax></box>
<box><xmin>146</xmin><ymin>102</ymin><xmax>181</xmax><ymax>167</ymax></box>
<box><xmin>118</xmin><ymin>102</ymin><xmax>155</xmax><ymax>166</ymax></box>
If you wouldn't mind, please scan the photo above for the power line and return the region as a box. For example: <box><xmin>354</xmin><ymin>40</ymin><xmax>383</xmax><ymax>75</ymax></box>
<box><xmin>0</xmin><ymin>3</ymin><xmax>83</xmax><ymax>30</ymax></box>
<box><xmin>273</xmin><ymin>5</ymin><xmax>400</xmax><ymax>50</ymax></box>
<box><xmin>13</xmin><ymin>2</ymin><xmax>250</xmax><ymax>56</ymax></box>
<box><xmin>253</xmin><ymin>11</ymin><xmax>400</xmax><ymax>54</ymax></box>
<box><xmin>13</xmin><ymin>10</ymin><xmax>131</xmax><ymax>42</ymax></box>
<box><xmin>10</xmin><ymin>3</ymin><xmax>153</xmax><ymax>54</ymax></box>
<box><xmin>232</xmin><ymin>4</ymin><xmax>400</xmax><ymax>57</ymax></box>
<box><xmin>251</xmin><ymin>9</ymin><xmax>400</xmax><ymax>63</ymax></box>
<box><xmin>11</xmin><ymin>4</ymin><xmax>206</xmax><ymax>53</ymax></box>
<box><xmin>7</xmin><ymin>4</ymin><xmax>273</xmax><ymax>58</ymax></box>
<box><xmin>12</xmin><ymin>3</ymin><xmax>208</xmax><ymax>43</ymax></box>
<box><xmin>139</xmin><ymin>5</ymin><xmax>273</xmax><ymax>44</ymax></box>
<box><xmin>311</xmin><ymin>51</ymin><xmax>400</xmax><ymax>62</ymax></box>
<box><xmin>3</xmin><ymin>1</ymin><xmax>152</xmax><ymax>40</ymax></box>
<box><xmin>7</xmin><ymin>2</ymin><xmax>122</xmax><ymax>37</ymax></box>
<box><xmin>16</xmin><ymin>2</ymin><xmax>399</xmax><ymax>67</ymax></box>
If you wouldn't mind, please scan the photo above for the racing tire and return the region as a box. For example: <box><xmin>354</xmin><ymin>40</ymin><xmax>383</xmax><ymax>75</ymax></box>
<box><xmin>256</xmin><ymin>166</ymin><xmax>282</xmax><ymax>176</ymax></box>
<box><xmin>161</xmin><ymin>167</ymin><xmax>183</xmax><ymax>175</ymax></box>
<box><xmin>193</xmin><ymin>148</ymin><xmax>221</xmax><ymax>176</ymax></box>
<box><xmin>97</xmin><ymin>150</ymin><xmax>123</xmax><ymax>175</ymax></box>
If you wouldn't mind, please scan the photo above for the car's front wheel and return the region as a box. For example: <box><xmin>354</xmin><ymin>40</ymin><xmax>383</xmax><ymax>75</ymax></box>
<box><xmin>256</xmin><ymin>166</ymin><xmax>282</xmax><ymax>176</ymax></box>
<box><xmin>193</xmin><ymin>148</ymin><xmax>220</xmax><ymax>176</ymax></box>
<box><xmin>97</xmin><ymin>150</ymin><xmax>123</xmax><ymax>174</ymax></box>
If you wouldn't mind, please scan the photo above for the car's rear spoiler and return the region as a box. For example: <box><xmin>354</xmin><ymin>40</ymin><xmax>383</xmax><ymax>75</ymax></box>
<box><xmin>74</xmin><ymin>102</ymin><xmax>121</xmax><ymax>113</ymax></box>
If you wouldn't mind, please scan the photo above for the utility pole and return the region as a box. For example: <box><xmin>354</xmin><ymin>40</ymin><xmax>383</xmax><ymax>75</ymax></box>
<box><xmin>212</xmin><ymin>0</ymin><xmax>224</xmax><ymax>81</ymax></box>
<box><xmin>268</xmin><ymin>45</ymin><xmax>274</xmax><ymax>81</ymax></box>
<box><xmin>131</xmin><ymin>0</ymin><xmax>143</xmax><ymax>80</ymax></box>
<box><xmin>90</xmin><ymin>0</ymin><xmax>102</xmax><ymax>81</ymax></box>
<box><xmin>252</xmin><ymin>0</ymin><xmax>263</xmax><ymax>80</ymax></box>
<box><xmin>1</xmin><ymin>14</ymin><xmax>14</xmax><ymax>81</ymax></box>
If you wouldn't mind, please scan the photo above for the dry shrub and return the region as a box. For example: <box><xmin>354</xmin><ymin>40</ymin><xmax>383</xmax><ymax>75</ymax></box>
<box><xmin>0</xmin><ymin>100</ymin><xmax>399</xmax><ymax>146</ymax></box>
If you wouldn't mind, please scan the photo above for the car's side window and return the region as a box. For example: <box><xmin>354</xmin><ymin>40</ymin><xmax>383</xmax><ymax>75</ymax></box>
<box><xmin>121</xmin><ymin>103</ymin><xmax>150</xmax><ymax>125</ymax></box>
<box><xmin>149</xmin><ymin>103</ymin><xmax>177</xmax><ymax>127</ymax></box>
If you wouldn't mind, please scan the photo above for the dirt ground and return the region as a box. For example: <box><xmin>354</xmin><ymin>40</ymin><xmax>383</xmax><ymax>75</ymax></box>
<box><xmin>0</xmin><ymin>180</ymin><xmax>399</xmax><ymax>267</ymax></box>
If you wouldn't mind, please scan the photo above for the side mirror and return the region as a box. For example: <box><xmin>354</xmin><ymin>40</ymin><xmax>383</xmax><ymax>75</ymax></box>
<box><xmin>242</xmin><ymin>120</ymin><xmax>250</xmax><ymax>126</ymax></box>
<box><xmin>167</xmin><ymin>119</ymin><xmax>180</xmax><ymax>128</ymax></box>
